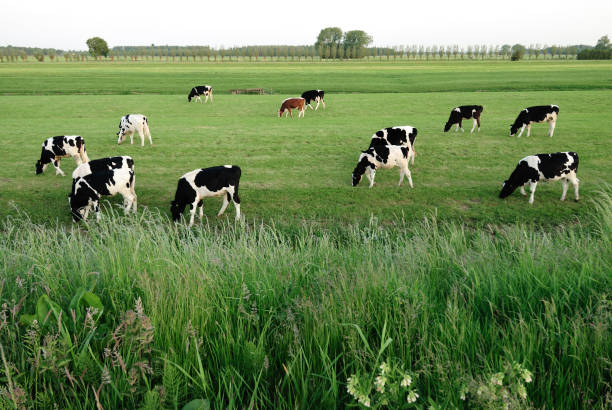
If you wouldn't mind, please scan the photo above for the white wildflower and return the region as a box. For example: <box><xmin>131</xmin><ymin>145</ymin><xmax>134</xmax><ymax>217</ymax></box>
<box><xmin>521</xmin><ymin>369</ymin><xmax>533</xmax><ymax>383</ymax></box>
<box><xmin>379</xmin><ymin>361</ymin><xmax>390</xmax><ymax>375</ymax></box>
<box><xmin>490</xmin><ymin>372</ymin><xmax>504</xmax><ymax>386</ymax></box>
<box><xmin>401</xmin><ymin>374</ymin><xmax>412</xmax><ymax>387</ymax></box>
<box><xmin>407</xmin><ymin>390</ymin><xmax>419</xmax><ymax>403</ymax></box>
<box><xmin>346</xmin><ymin>376</ymin><xmax>358</xmax><ymax>398</ymax></box>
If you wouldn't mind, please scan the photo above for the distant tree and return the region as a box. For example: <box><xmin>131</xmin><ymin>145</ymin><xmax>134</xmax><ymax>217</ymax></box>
<box><xmin>577</xmin><ymin>36</ymin><xmax>612</xmax><ymax>59</ymax></box>
<box><xmin>48</xmin><ymin>51</ymin><xmax>55</xmax><ymax>61</ymax></box>
<box><xmin>343</xmin><ymin>30</ymin><xmax>372</xmax><ymax>58</ymax></box>
<box><xmin>501</xmin><ymin>44</ymin><xmax>511</xmax><ymax>59</ymax></box>
<box><xmin>86</xmin><ymin>37</ymin><xmax>109</xmax><ymax>58</ymax></box>
<box><xmin>511</xmin><ymin>44</ymin><xmax>526</xmax><ymax>61</ymax></box>
<box><xmin>315</xmin><ymin>27</ymin><xmax>343</xmax><ymax>57</ymax></box>
<box><xmin>595</xmin><ymin>35</ymin><xmax>610</xmax><ymax>49</ymax></box>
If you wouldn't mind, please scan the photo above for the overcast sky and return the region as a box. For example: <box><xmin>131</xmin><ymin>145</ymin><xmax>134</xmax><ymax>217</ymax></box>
<box><xmin>2</xmin><ymin>0</ymin><xmax>610</xmax><ymax>50</ymax></box>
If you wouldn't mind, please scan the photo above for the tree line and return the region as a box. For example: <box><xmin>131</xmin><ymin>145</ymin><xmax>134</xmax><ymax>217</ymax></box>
<box><xmin>0</xmin><ymin>35</ymin><xmax>608</xmax><ymax>63</ymax></box>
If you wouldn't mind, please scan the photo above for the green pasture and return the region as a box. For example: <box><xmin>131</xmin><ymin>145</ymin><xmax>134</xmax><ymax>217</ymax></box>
<box><xmin>0</xmin><ymin>63</ymin><xmax>610</xmax><ymax>225</ymax></box>
<box><xmin>1</xmin><ymin>60</ymin><xmax>611</xmax><ymax>96</ymax></box>
<box><xmin>0</xmin><ymin>60</ymin><xmax>611</xmax><ymax>409</ymax></box>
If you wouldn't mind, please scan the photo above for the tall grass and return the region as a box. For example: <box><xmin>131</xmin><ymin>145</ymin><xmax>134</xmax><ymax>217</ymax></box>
<box><xmin>1</xmin><ymin>190</ymin><xmax>611</xmax><ymax>408</ymax></box>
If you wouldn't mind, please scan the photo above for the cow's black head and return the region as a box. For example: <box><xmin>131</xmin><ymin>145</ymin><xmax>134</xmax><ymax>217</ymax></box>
<box><xmin>170</xmin><ymin>200</ymin><xmax>187</xmax><ymax>222</ymax></box>
<box><xmin>499</xmin><ymin>180</ymin><xmax>517</xmax><ymax>199</ymax></box>
<box><xmin>352</xmin><ymin>157</ymin><xmax>369</xmax><ymax>187</ymax></box>
<box><xmin>117</xmin><ymin>128</ymin><xmax>126</xmax><ymax>144</ymax></box>
<box><xmin>68</xmin><ymin>191</ymin><xmax>88</xmax><ymax>222</ymax></box>
<box><xmin>35</xmin><ymin>160</ymin><xmax>44</xmax><ymax>174</ymax></box>
<box><xmin>509</xmin><ymin>122</ymin><xmax>521</xmax><ymax>137</ymax></box>
<box><xmin>443</xmin><ymin>122</ymin><xmax>453</xmax><ymax>132</ymax></box>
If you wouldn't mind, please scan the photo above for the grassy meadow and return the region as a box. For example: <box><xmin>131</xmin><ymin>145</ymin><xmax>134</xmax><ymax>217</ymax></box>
<box><xmin>0</xmin><ymin>60</ymin><xmax>611</xmax><ymax>409</ymax></box>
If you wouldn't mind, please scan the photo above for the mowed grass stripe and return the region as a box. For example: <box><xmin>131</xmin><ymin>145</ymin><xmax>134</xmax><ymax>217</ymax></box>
<box><xmin>1</xmin><ymin>60</ymin><xmax>611</xmax><ymax>95</ymax></box>
<box><xmin>1</xmin><ymin>90</ymin><xmax>609</xmax><ymax>224</ymax></box>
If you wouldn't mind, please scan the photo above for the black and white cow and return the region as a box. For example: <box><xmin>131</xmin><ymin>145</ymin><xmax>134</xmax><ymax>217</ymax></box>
<box><xmin>510</xmin><ymin>105</ymin><xmax>559</xmax><ymax>137</ymax></box>
<box><xmin>35</xmin><ymin>135</ymin><xmax>90</xmax><ymax>176</ymax></box>
<box><xmin>69</xmin><ymin>168</ymin><xmax>137</xmax><ymax>222</ymax></box>
<box><xmin>499</xmin><ymin>152</ymin><xmax>579</xmax><ymax>204</ymax></box>
<box><xmin>300</xmin><ymin>90</ymin><xmax>325</xmax><ymax>110</ymax></box>
<box><xmin>72</xmin><ymin>156</ymin><xmax>135</xmax><ymax>205</ymax></box>
<box><xmin>171</xmin><ymin>166</ymin><xmax>241</xmax><ymax>227</ymax></box>
<box><xmin>187</xmin><ymin>85</ymin><xmax>213</xmax><ymax>103</ymax></box>
<box><xmin>369</xmin><ymin>126</ymin><xmax>418</xmax><ymax>164</ymax></box>
<box><xmin>352</xmin><ymin>144</ymin><xmax>414</xmax><ymax>188</ymax></box>
<box><xmin>117</xmin><ymin>114</ymin><xmax>152</xmax><ymax>146</ymax></box>
<box><xmin>444</xmin><ymin>105</ymin><xmax>484</xmax><ymax>133</ymax></box>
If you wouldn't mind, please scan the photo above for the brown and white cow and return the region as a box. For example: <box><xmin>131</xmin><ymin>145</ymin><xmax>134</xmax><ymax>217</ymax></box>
<box><xmin>278</xmin><ymin>98</ymin><xmax>305</xmax><ymax>118</ymax></box>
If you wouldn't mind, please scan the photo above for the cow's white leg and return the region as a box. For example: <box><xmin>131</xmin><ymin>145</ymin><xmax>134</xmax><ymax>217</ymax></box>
<box><xmin>549</xmin><ymin>121</ymin><xmax>556</xmax><ymax>137</ymax></box>
<box><xmin>520</xmin><ymin>185</ymin><xmax>527</xmax><ymax>196</ymax></box>
<box><xmin>233</xmin><ymin>202</ymin><xmax>241</xmax><ymax>220</ymax></box>
<box><xmin>406</xmin><ymin>167</ymin><xmax>413</xmax><ymax>188</ymax></box>
<box><xmin>321</xmin><ymin>100</ymin><xmax>326</xmax><ymax>109</ymax></box>
<box><xmin>198</xmin><ymin>200</ymin><xmax>204</xmax><ymax>220</ymax></box>
<box><xmin>570</xmin><ymin>175</ymin><xmax>580</xmax><ymax>201</ymax></box>
<box><xmin>314</xmin><ymin>99</ymin><xmax>320</xmax><ymax>111</ymax></box>
<box><xmin>526</xmin><ymin>124</ymin><xmax>531</xmax><ymax>137</ymax></box>
<box><xmin>129</xmin><ymin>132</ymin><xmax>134</xmax><ymax>145</ymax></box>
<box><xmin>52</xmin><ymin>159</ymin><xmax>65</xmax><ymax>176</ymax></box>
<box><xmin>209</xmin><ymin>92</ymin><xmax>213</xmax><ymax>103</ymax></box>
<box><xmin>517</xmin><ymin>125</ymin><xmax>526</xmax><ymax>138</ymax></box>
<box><xmin>560</xmin><ymin>179</ymin><xmax>569</xmax><ymax>201</ymax></box>
<box><xmin>218</xmin><ymin>192</ymin><xmax>230</xmax><ymax>216</ymax></box>
<box><xmin>205</xmin><ymin>94</ymin><xmax>209</xmax><ymax>103</ymax></box>
<box><xmin>470</xmin><ymin>119</ymin><xmax>477</xmax><ymax>133</ymax></box>
<box><xmin>398</xmin><ymin>168</ymin><xmax>405</xmax><ymax>186</ymax></box>
<box><xmin>188</xmin><ymin>201</ymin><xmax>197</xmax><ymax>227</ymax></box>
<box><xmin>528</xmin><ymin>181</ymin><xmax>537</xmax><ymax>204</ymax></box>
<box><xmin>83</xmin><ymin>203</ymin><xmax>91</xmax><ymax>221</ymax></box>
<box><xmin>368</xmin><ymin>168</ymin><xmax>376</xmax><ymax>188</ymax></box>
<box><xmin>137</xmin><ymin>129</ymin><xmax>145</xmax><ymax>147</ymax></box>
<box><xmin>124</xmin><ymin>196</ymin><xmax>134</xmax><ymax>214</ymax></box>
<box><xmin>307</xmin><ymin>103</ymin><xmax>314</xmax><ymax>110</ymax></box>
<box><xmin>455</xmin><ymin>123</ymin><xmax>459</xmax><ymax>132</ymax></box>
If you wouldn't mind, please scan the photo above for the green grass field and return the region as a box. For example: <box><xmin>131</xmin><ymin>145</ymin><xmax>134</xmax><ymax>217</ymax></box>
<box><xmin>0</xmin><ymin>60</ymin><xmax>611</xmax><ymax>409</ymax></box>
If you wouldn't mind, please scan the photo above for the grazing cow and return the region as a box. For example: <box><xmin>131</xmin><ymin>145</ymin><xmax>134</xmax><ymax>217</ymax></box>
<box><xmin>444</xmin><ymin>105</ymin><xmax>484</xmax><ymax>133</ymax></box>
<box><xmin>69</xmin><ymin>168</ymin><xmax>137</xmax><ymax>222</ymax></box>
<box><xmin>301</xmin><ymin>90</ymin><xmax>326</xmax><ymax>110</ymax></box>
<box><xmin>35</xmin><ymin>135</ymin><xmax>89</xmax><ymax>176</ymax></box>
<box><xmin>187</xmin><ymin>85</ymin><xmax>213</xmax><ymax>103</ymax></box>
<box><xmin>510</xmin><ymin>105</ymin><xmax>559</xmax><ymax>137</ymax></box>
<box><xmin>171</xmin><ymin>165</ymin><xmax>241</xmax><ymax>227</ymax></box>
<box><xmin>117</xmin><ymin>114</ymin><xmax>152</xmax><ymax>146</ymax></box>
<box><xmin>72</xmin><ymin>156</ymin><xmax>135</xmax><ymax>205</ymax></box>
<box><xmin>499</xmin><ymin>152</ymin><xmax>579</xmax><ymax>204</ymax></box>
<box><xmin>278</xmin><ymin>98</ymin><xmax>305</xmax><ymax>118</ymax></box>
<box><xmin>352</xmin><ymin>144</ymin><xmax>414</xmax><ymax>188</ymax></box>
<box><xmin>369</xmin><ymin>126</ymin><xmax>418</xmax><ymax>164</ymax></box>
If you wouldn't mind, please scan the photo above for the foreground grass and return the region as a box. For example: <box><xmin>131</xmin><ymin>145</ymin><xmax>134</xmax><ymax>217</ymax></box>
<box><xmin>1</xmin><ymin>189</ymin><xmax>610</xmax><ymax>409</ymax></box>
